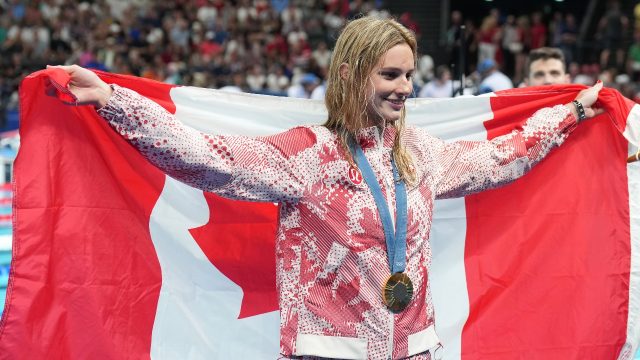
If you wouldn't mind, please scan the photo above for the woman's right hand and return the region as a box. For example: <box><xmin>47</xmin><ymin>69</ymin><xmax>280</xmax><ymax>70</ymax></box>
<box><xmin>47</xmin><ymin>65</ymin><xmax>113</xmax><ymax>108</ymax></box>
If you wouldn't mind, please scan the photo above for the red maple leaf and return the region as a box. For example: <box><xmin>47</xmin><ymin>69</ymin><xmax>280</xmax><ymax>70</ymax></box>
<box><xmin>189</xmin><ymin>193</ymin><xmax>280</xmax><ymax>319</ymax></box>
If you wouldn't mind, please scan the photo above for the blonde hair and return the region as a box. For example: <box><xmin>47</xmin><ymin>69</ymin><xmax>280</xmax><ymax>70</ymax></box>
<box><xmin>324</xmin><ymin>16</ymin><xmax>418</xmax><ymax>185</ymax></box>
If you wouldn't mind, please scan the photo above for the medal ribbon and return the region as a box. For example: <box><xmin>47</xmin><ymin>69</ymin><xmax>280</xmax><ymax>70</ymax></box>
<box><xmin>351</xmin><ymin>141</ymin><xmax>408</xmax><ymax>274</ymax></box>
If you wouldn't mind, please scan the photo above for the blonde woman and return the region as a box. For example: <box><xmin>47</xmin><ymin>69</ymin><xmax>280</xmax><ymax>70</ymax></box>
<box><xmin>51</xmin><ymin>16</ymin><xmax>601</xmax><ymax>360</ymax></box>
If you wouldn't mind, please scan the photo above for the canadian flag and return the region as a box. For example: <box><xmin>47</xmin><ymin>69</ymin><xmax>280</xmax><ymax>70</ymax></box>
<box><xmin>1</xmin><ymin>69</ymin><xmax>639</xmax><ymax>359</ymax></box>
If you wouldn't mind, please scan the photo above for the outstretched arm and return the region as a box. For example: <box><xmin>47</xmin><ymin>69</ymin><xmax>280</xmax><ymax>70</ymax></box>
<box><xmin>433</xmin><ymin>82</ymin><xmax>603</xmax><ymax>199</ymax></box>
<box><xmin>48</xmin><ymin>65</ymin><xmax>309</xmax><ymax>203</ymax></box>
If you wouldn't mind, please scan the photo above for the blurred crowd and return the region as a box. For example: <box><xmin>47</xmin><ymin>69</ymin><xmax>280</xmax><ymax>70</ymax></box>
<box><xmin>0</xmin><ymin>0</ymin><xmax>399</xmax><ymax>126</ymax></box>
<box><xmin>4</xmin><ymin>0</ymin><xmax>640</xmax><ymax>128</ymax></box>
<box><xmin>435</xmin><ymin>1</ymin><xmax>640</xmax><ymax>101</ymax></box>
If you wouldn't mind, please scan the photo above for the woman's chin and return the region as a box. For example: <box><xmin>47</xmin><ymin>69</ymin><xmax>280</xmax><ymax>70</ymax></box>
<box><xmin>383</xmin><ymin>113</ymin><xmax>401</xmax><ymax>124</ymax></box>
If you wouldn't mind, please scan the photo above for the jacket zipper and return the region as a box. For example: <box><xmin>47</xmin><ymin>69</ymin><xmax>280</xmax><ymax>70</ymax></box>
<box><xmin>387</xmin><ymin>312</ymin><xmax>395</xmax><ymax>359</ymax></box>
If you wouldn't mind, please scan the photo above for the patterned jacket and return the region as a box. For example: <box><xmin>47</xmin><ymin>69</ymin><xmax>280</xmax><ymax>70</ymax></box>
<box><xmin>98</xmin><ymin>86</ymin><xmax>577</xmax><ymax>359</ymax></box>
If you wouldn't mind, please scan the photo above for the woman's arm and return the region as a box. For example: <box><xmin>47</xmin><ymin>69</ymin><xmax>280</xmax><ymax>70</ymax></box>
<box><xmin>432</xmin><ymin>82</ymin><xmax>602</xmax><ymax>199</ymax></box>
<box><xmin>51</xmin><ymin>65</ymin><xmax>309</xmax><ymax>203</ymax></box>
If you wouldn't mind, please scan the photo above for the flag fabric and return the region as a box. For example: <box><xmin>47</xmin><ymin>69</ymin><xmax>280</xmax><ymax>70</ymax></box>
<box><xmin>1</xmin><ymin>69</ymin><xmax>639</xmax><ymax>359</ymax></box>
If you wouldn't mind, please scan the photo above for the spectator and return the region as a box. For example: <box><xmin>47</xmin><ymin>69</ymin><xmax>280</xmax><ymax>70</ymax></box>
<box><xmin>502</xmin><ymin>14</ymin><xmax>523</xmax><ymax>80</ymax></box>
<box><xmin>281</xmin><ymin>2</ymin><xmax>303</xmax><ymax>35</ymax></box>
<box><xmin>197</xmin><ymin>1</ymin><xmax>218</xmax><ymax>30</ymax></box>
<box><xmin>530</xmin><ymin>12</ymin><xmax>547</xmax><ymax>50</ymax></box>
<box><xmin>399</xmin><ymin>12</ymin><xmax>420</xmax><ymax>38</ymax></box>
<box><xmin>220</xmin><ymin>72</ymin><xmax>249</xmax><ymax>93</ymax></box>
<box><xmin>599</xmin><ymin>0</ymin><xmax>629</xmax><ymax>70</ymax></box>
<box><xmin>559</xmin><ymin>14</ymin><xmax>578</xmax><ymax>65</ymax></box>
<box><xmin>445</xmin><ymin>10</ymin><xmax>464</xmax><ymax>78</ymax></box>
<box><xmin>478</xmin><ymin>13</ymin><xmax>501</xmax><ymax>66</ymax></box>
<box><xmin>513</xmin><ymin>15</ymin><xmax>532</xmax><ymax>84</ymax></box>
<box><xmin>246</xmin><ymin>64</ymin><xmax>267</xmax><ymax>92</ymax></box>
<box><xmin>312</xmin><ymin>41</ymin><xmax>332</xmax><ymax>74</ymax></box>
<box><xmin>550</xmin><ymin>11</ymin><xmax>565</xmax><ymax>49</ymax></box>
<box><xmin>635</xmin><ymin>1</ymin><xmax>640</xmax><ymax>32</ymax></box>
<box><xmin>287</xmin><ymin>72</ymin><xmax>321</xmax><ymax>99</ymax></box>
<box><xmin>168</xmin><ymin>16</ymin><xmax>190</xmax><ymax>51</ymax></box>
<box><xmin>310</xmin><ymin>80</ymin><xmax>326</xmax><ymax>100</ymax></box>
<box><xmin>324</xmin><ymin>5</ymin><xmax>345</xmax><ymax>44</ymax></box>
<box><xmin>573</xmin><ymin>64</ymin><xmax>598</xmax><ymax>85</ymax></box>
<box><xmin>266</xmin><ymin>63</ymin><xmax>290</xmax><ymax>93</ymax></box>
<box><xmin>463</xmin><ymin>19</ymin><xmax>479</xmax><ymax>75</ymax></box>
<box><xmin>567</xmin><ymin>61</ymin><xmax>583</xmax><ymax>84</ymax></box>
<box><xmin>287</xmin><ymin>24</ymin><xmax>308</xmax><ymax>48</ymax></box>
<box><xmin>477</xmin><ymin>58</ymin><xmax>513</xmax><ymax>94</ymax></box>
<box><xmin>419</xmin><ymin>65</ymin><xmax>453</xmax><ymax>98</ymax></box>
<box><xmin>628</xmin><ymin>30</ymin><xmax>640</xmax><ymax>81</ymax></box>
<box><xmin>525</xmin><ymin>47</ymin><xmax>570</xmax><ymax>86</ymax></box>
<box><xmin>416</xmin><ymin>54</ymin><xmax>434</xmax><ymax>86</ymax></box>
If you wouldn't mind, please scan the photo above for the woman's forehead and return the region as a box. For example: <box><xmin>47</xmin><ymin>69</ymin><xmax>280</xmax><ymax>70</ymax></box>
<box><xmin>377</xmin><ymin>44</ymin><xmax>415</xmax><ymax>70</ymax></box>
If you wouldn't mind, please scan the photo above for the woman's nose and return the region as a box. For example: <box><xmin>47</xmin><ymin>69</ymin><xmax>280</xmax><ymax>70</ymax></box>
<box><xmin>398</xmin><ymin>78</ymin><xmax>412</xmax><ymax>95</ymax></box>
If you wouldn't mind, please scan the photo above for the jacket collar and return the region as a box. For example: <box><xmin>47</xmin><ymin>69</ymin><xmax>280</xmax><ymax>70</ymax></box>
<box><xmin>354</xmin><ymin>125</ymin><xmax>397</xmax><ymax>152</ymax></box>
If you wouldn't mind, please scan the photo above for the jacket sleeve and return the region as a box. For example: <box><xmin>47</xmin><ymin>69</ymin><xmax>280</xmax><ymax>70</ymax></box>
<box><xmin>97</xmin><ymin>85</ymin><xmax>310</xmax><ymax>203</ymax></box>
<box><xmin>429</xmin><ymin>104</ymin><xmax>577</xmax><ymax>199</ymax></box>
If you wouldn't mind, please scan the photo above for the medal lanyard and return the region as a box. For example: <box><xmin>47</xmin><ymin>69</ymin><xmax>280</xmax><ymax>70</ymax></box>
<box><xmin>351</xmin><ymin>142</ymin><xmax>408</xmax><ymax>274</ymax></box>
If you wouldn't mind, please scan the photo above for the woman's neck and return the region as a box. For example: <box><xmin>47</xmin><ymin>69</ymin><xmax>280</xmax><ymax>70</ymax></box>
<box><xmin>362</xmin><ymin>116</ymin><xmax>388</xmax><ymax>130</ymax></box>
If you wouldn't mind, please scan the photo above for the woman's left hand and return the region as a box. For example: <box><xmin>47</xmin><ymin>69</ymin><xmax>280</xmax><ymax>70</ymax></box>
<box><xmin>569</xmin><ymin>81</ymin><xmax>604</xmax><ymax>121</ymax></box>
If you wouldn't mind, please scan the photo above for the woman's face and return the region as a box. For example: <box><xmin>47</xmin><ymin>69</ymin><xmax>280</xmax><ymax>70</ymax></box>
<box><xmin>365</xmin><ymin>43</ymin><xmax>414</xmax><ymax>127</ymax></box>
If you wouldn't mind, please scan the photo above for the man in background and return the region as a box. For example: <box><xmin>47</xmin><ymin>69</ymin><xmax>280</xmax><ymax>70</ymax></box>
<box><xmin>477</xmin><ymin>58</ymin><xmax>513</xmax><ymax>94</ymax></box>
<box><xmin>287</xmin><ymin>73</ymin><xmax>325</xmax><ymax>99</ymax></box>
<box><xmin>525</xmin><ymin>47</ymin><xmax>571</xmax><ymax>86</ymax></box>
<box><xmin>419</xmin><ymin>65</ymin><xmax>454</xmax><ymax>98</ymax></box>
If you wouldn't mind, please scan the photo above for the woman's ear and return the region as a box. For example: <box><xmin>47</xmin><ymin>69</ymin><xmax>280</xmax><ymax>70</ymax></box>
<box><xmin>339</xmin><ymin>63</ymin><xmax>349</xmax><ymax>80</ymax></box>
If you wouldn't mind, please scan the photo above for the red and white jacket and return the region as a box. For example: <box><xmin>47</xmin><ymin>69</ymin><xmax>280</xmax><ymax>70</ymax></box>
<box><xmin>98</xmin><ymin>86</ymin><xmax>577</xmax><ymax>359</ymax></box>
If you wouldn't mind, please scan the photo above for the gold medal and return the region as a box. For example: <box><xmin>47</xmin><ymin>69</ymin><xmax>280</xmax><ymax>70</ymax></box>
<box><xmin>382</xmin><ymin>272</ymin><xmax>414</xmax><ymax>313</ymax></box>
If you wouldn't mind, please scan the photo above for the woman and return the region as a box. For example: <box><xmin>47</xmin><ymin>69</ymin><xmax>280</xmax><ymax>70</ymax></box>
<box><xmin>51</xmin><ymin>17</ymin><xmax>601</xmax><ymax>360</ymax></box>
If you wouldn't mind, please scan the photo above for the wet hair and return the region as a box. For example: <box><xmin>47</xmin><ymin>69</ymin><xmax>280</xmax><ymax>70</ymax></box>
<box><xmin>323</xmin><ymin>16</ymin><xmax>418</xmax><ymax>184</ymax></box>
<box><xmin>527</xmin><ymin>47</ymin><xmax>566</xmax><ymax>75</ymax></box>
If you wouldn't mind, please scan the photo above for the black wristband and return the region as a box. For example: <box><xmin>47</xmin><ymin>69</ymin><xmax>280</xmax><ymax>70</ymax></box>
<box><xmin>572</xmin><ymin>100</ymin><xmax>586</xmax><ymax>121</ymax></box>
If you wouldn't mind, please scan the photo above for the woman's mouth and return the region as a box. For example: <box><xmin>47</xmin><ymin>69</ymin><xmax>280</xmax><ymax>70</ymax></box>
<box><xmin>386</xmin><ymin>98</ymin><xmax>405</xmax><ymax>111</ymax></box>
